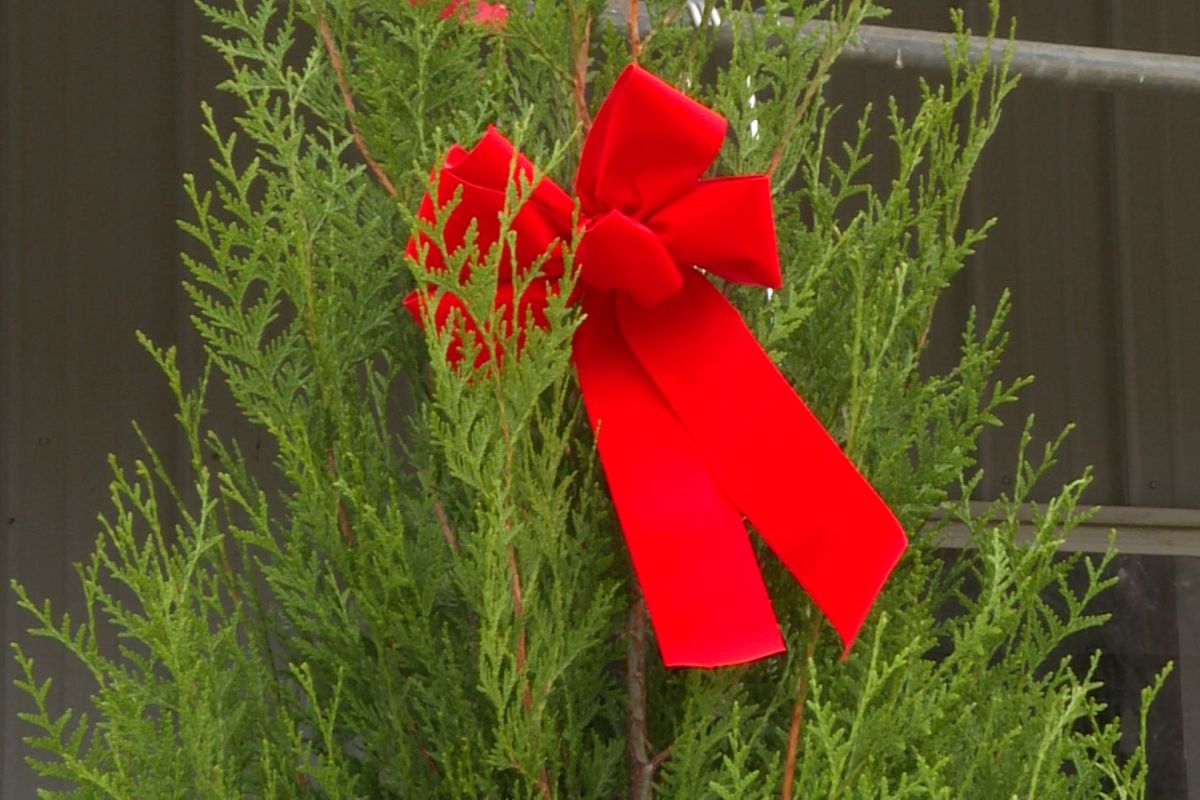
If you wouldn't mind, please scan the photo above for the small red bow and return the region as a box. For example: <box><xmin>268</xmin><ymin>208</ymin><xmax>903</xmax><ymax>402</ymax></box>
<box><xmin>405</xmin><ymin>65</ymin><xmax>906</xmax><ymax>667</ymax></box>
<box><xmin>409</xmin><ymin>0</ymin><xmax>508</xmax><ymax>28</ymax></box>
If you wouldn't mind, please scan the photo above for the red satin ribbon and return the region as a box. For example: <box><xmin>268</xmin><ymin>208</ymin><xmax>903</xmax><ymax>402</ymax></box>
<box><xmin>409</xmin><ymin>0</ymin><xmax>509</xmax><ymax>27</ymax></box>
<box><xmin>405</xmin><ymin>65</ymin><xmax>907</xmax><ymax>668</ymax></box>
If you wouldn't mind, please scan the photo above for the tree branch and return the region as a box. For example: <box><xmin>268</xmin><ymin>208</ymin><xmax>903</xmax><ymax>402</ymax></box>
<box><xmin>767</xmin><ymin>3</ymin><xmax>862</xmax><ymax>181</ymax></box>
<box><xmin>507</xmin><ymin>542</ymin><xmax>554</xmax><ymax>799</ymax></box>
<box><xmin>569</xmin><ymin>4</ymin><xmax>594</xmax><ymax>131</ymax></box>
<box><xmin>508</xmin><ymin>542</ymin><xmax>532</xmax><ymax>713</ymax></box>
<box><xmin>627</xmin><ymin>595</ymin><xmax>669</xmax><ymax>799</ymax></box>
<box><xmin>638</xmin><ymin>6</ymin><xmax>684</xmax><ymax>53</ymax></box>
<box><xmin>433</xmin><ymin>498</ymin><xmax>461</xmax><ymax>553</ymax></box>
<box><xmin>780</xmin><ymin>618</ymin><xmax>822</xmax><ymax>800</ymax></box>
<box><xmin>316</xmin><ymin>12</ymin><xmax>399</xmax><ymax>198</ymax></box>
<box><xmin>325</xmin><ymin>447</ymin><xmax>356</xmax><ymax>547</ymax></box>
<box><xmin>627</xmin><ymin>0</ymin><xmax>641</xmax><ymax>61</ymax></box>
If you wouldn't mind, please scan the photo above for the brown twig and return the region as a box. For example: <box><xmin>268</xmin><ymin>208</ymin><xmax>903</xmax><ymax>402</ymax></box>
<box><xmin>917</xmin><ymin>316</ymin><xmax>934</xmax><ymax>351</ymax></box>
<box><xmin>326</xmin><ymin>447</ymin><xmax>356</xmax><ymax>547</ymax></box>
<box><xmin>627</xmin><ymin>595</ymin><xmax>669</xmax><ymax>799</ymax></box>
<box><xmin>638</xmin><ymin>7</ymin><xmax>683</xmax><ymax>53</ymax></box>
<box><xmin>766</xmin><ymin>8</ymin><xmax>861</xmax><ymax>181</ymax></box>
<box><xmin>433</xmin><ymin>498</ymin><xmax>461</xmax><ymax>553</ymax></box>
<box><xmin>335</xmin><ymin>499</ymin><xmax>356</xmax><ymax>547</ymax></box>
<box><xmin>409</xmin><ymin>719</ymin><xmax>439</xmax><ymax>775</ymax></box>
<box><xmin>508</xmin><ymin>543</ymin><xmax>532</xmax><ymax>710</ymax></box>
<box><xmin>507</xmin><ymin>542</ymin><xmax>553</xmax><ymax>799</ymax></box>
<box><xmin>536</xmin><ymin>760</ymin><xmax>553</xmax><ymax>797</ymax></box>
<box><xmin>766</xmin><ymin>65</ymin><xmax>826</xmax><ymax>181</ymax></box>
<box><xmin>570</xmin><ymin>7</ymin><xmax>594</xmax><ymax>131</ymax></box>
<box><xmin>316</xmin><ymin>12</ymin><xmax>398</xmax><ymax>198</ymax></box>
<box><xmin>627</xmin><ymin>0</ymin><xmax>641</xmax><ymax>61</ymax></box>
<box><xmin>780</xmin><ymin>619</ymin><xmax>823</xmax><ymax>800</ymax></box>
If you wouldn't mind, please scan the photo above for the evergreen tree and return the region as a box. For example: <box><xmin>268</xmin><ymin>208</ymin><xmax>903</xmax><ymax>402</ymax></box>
<box><xmin>10</xmin><ymin>1</ymin><xmax>1168</xmax><ymax>797</ymax></box>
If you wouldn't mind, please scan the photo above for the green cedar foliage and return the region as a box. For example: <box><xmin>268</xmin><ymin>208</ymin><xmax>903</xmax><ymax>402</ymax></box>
<box><xmin>10</xmin><ymin>0</ymin><xmax>1168</xmax><ymax>797</ymax></box>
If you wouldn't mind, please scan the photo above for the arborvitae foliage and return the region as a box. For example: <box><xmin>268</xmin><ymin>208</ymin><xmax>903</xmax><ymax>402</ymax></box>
<box><xmin>10</xmin><ymin>1</ymin><xmax>1168</xmax><ymax>797</ymax></box>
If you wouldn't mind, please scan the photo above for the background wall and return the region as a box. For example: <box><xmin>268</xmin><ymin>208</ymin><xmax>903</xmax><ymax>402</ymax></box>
<box><xmin>1</xmin><ymin>3</ymin><xmax>265</xmax><ymax>795</ymax></box>
<box><xmin>2</xmin><ymin>1</ymin><xmax>1198</xmax><ymax>797</ymax></box>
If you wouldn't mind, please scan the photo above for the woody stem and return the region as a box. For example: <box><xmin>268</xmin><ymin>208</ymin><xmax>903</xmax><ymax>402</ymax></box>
<box><xmin>780</xmin><ymin>617</ymin><xmax>822</xmax><ymax>800</ymax></box>
<box><xmin>628</xmin><ymin>594</ymin><xmax>669</xmax><ymax>799</ymax></box>
<box><xmin>316</xmin><ymin>11</ymin><xmax>398</xmax><ymax>197</ymax></box>
<box><xmin>628</xmin><ymin>0</ymin><xmax>641</xmax><ymax>61</ymax></box>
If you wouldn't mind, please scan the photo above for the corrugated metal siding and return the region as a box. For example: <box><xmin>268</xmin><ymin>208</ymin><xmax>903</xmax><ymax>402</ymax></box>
<box><xmin>1</xmin><ymin>1</ymin><xmax>1198</xmax><ymax>797</ymax></box>
<box><xmin>0</xmin><ymin>4</ymin><xmax>249</xmax><ymax>796</ymax></box>
<box><xmin>835</xmin><ymin>7</ymin><xmax>1200</xmax><ymax>798</ymax></box>
<box><xmin>902</xmin><ymin>0</ymin><xmax>1200</xmax><ymax>510</ymax></box>
<box><xmin>1109</xmin><ymin>2</ymin><xmax>1200</xmax><ymax>510</ymax></box>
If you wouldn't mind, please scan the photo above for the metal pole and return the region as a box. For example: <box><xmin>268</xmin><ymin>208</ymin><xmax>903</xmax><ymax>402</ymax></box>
<box><xmin>599</xmin><ymin>4</ymin><xmax>1200</xmax><ymax>95</ymax></box>
<box><xmin>845</xmin><ymin>22</ymin><xmax>1200</xmax><ymax>95</ymax></box>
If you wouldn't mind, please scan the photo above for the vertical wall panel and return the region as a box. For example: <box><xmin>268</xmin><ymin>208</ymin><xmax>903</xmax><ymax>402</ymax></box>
<box><xmin>908</xmin><ymin>0</ymin><xmax>1200</xmax><ymax>511</ymax></box>
<box><xmin>2</xmin><ymin>0</ymin><xmax>1199</xmax><ymax>797</ymax></box>
<box><xmin>838</xmin><ymin>5</ymin><xmax>1197</xmax><ymax>794</ymax></box>
<box><xmin>916</xmin><ymin>0</ymin><xmax>1130</xmax><ymax>505</ymax></box>
<box><xmin>3</xmin><ymin>4</ymin><xmax>75</xmax><ymax>795</ymax></box>
<box><xmin>0</xmin><ymin>4</ymin><xmax>227</xmax><ymax>796</ymax></box>
<box><xmin>1156</xmin><ymin>2</ymin><xmax>1200</xmax><ymax>508</ymax></box>
<box><xmin>1109</xmin><ymin>4</ymin><xmax>1181</xmax><ymax>509</ymax></box>
<box><xmin>1179</xmin><ymin>559</ymin><xmax>1200</xmax><ymax>800</ymax></box>
<box><xmin>0</xmin><ymin>0</ymin><xmax>23</xmax><ymax>787</ymax></box>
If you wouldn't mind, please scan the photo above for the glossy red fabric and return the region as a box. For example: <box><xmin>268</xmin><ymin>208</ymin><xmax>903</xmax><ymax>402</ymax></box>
<box><xmin>409</xmin><ymin>0</ymin><xmax>509</xmax><ymax>28</ymax></box>
<box><xmin>404</xmin><ymin>64</ymin><xmax>907</xmax><ymax>667</ymax></box>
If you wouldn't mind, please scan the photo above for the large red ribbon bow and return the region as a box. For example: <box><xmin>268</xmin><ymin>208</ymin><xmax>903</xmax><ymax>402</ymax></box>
<box><xmin>405</xmin><ymin>65</ymin><xmax>907</xmax><ymax>667</ymax></box>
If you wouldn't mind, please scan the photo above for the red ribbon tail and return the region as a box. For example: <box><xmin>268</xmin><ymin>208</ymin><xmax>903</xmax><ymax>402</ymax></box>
<box><xmin>617</xmin><ymin>272</ymin><xmax>908</xmax><ymax>652</ymax></box>
<box><xmin>573</xmin><ymin>294</ymin><xmax>785</xmax><ymax>668</ymax></box>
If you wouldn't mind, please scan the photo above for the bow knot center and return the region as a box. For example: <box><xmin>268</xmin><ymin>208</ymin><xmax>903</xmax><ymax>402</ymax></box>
<box><xmin>576</xmin><ymin>210</ymin><xmax>683</xmax><ymax>307</ymax></box>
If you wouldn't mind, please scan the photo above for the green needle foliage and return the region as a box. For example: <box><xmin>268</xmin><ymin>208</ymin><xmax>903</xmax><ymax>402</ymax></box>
<box><xmin>10</xmin><ymin>1</ymin><xmax>1168</xmax><ymax>797</ymax></box>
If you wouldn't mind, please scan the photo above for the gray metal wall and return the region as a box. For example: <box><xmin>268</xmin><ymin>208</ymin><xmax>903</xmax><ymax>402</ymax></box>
<box><xmin>1</xmin><ymin>3</ymin><xmax>260</xmax><ymax>795</ymax></box>
<box><xmin>909</xmin><ymin>0</ymin><xmax>1200</xmax><ymax>509</ymax></box>
<box><xmin>2</xmin><ymin>1</ymin><xmax>1198</xmax><ymax>797</ymax></box>
<box><xmin>846</xmin><ymin>7</ymin><xmax>1200</xmax><ymax>796</ymax></box>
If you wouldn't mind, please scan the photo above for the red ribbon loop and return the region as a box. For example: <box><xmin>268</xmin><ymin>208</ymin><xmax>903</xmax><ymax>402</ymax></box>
<box><xmin>404</xmin><ymin>65</ymin><xmax>907</xmax><ymax>668</ymax></box>
<box><xmin>647</xmin><ymin>176</ymin><xmax>781</xmax><ymax>288</ymax></box>
<box><xmin>405</xmin><ymin>127</ymin><xmax>573</xmax><ymax>283</ymax></box>
<box><xmin>577</xmin><ymin>211</ymin><xmax>682</xmax><ymax>306</ymax></box>
<box><xmin>576</xmin><ymin>67</ymin><xmax>726</xmax><ymax>218</ymax></box>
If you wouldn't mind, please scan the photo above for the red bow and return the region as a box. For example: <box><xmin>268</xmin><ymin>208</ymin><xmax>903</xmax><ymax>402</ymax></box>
<box><xmin>409</xmin><ymin>0</ymin><xmax>509</xmax><ymax>28</ymax></box>
<box><xmin>405</xmin><ymin>65</ymin><xmax>906</xmax><ymax>667</ymax></box>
